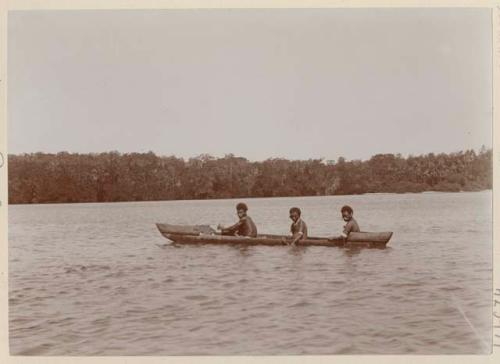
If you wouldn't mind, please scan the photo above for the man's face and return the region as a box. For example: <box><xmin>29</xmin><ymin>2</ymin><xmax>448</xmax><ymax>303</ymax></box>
<box><xmin>289</xmin><ymin>211</ymin><xmax>300</xmax><ymax>222</ymax></box>
<box><xmin>237</xmin><ymin>210</ymin><xmax>246</xmax><ymax>219</ymax></box>
<box><xmin>342</xmin><ymin>211</ymin><xmax>352</xmax><ymax>222</ymax></box>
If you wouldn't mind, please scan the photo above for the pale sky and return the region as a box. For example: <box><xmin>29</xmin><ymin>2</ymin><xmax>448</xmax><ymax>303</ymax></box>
<box><xmin>8</xmin><ymin>8</ymin><xmax>492</xmax><ymax>161</ymax></box>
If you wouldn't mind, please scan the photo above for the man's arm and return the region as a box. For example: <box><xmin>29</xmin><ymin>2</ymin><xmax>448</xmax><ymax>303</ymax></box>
<box><xmin>219</xmin><ymin>221</ymin><xmax>242</xmax><ymax>236</ymax></box>
<box><xmin>329</xmin><ymin>222</ymin><xmax>352</xmax><ymax>241</ymax></box>
<box><xmin>290</xmin><ymin>232</ymin><xmax>303</xmax><ymax>245</ymax></box>
<box><xmin>290</xmin><ymin>221</ymin><xmax>306</xmax><ymax>246</ymax></box>
<box><xmin>337</xmin><ymin>221</ymin><xmax>354</xmax><ymax>241</ymax></box>
<box><xmin>342</xmin><ymin>221</ymin><xmax>354</xmax><ymax>238</ymax></box>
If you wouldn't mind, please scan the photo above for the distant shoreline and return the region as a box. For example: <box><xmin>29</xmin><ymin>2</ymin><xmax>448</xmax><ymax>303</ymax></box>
<box><xmin>7</xmin><ymin>150</ymin><xmax>492</xmax><ymax>204</ymax></box>
<box><xmin>7</xmin><ymin>189</ymin><xmax>492</xmax><ymax>206</ymax></box>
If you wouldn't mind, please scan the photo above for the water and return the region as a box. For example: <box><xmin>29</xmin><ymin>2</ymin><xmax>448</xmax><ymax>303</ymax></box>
<box><xmin>8</xmin><ymin>192</ymin><xmax>492</xmax><ymax>355</ymax></box>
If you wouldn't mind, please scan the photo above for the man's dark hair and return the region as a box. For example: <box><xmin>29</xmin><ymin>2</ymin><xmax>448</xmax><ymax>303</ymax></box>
<box><xmin>289</xmin><ymin>207</ymin><xmax>301</xmax><ymax>216</ymax></box>
<box><xmin>341</xmin><ymin>205</ymin><xmax>353</xmax><ymax>214</ymax></box>
<box><xmin>236</xmin><ymin>202</ymin><xmax>248</xmax><ymax>212</ymax></box>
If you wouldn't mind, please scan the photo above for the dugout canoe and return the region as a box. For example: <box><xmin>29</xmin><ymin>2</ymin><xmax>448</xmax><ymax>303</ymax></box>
<box><xmin>156</xmin><ymin>223</ymin><xmax>393</xmax><ymax>248</ymax></box>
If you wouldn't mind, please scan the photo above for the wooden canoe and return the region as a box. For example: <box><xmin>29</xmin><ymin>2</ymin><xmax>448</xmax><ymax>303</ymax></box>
<box><xmin>156</xmin><ymin>223</ymin><xmax>393</xmax><ymax>248</ymax></box>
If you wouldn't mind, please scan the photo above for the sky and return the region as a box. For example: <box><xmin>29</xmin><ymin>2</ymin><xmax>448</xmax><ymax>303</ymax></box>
<box><xmin>7</xmin><ymin>8</ymin><xmax>492</xmax><ymax>161</ymax></box>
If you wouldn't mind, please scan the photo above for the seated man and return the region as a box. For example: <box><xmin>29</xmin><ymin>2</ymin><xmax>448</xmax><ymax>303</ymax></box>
<box><xmin>288</xmin><ymin>207</ymin><xmax>308</xmax><ymax>246</ymax></box>
<box><xmin>339</xmin><ymin>205</ymin><xmax>360</xmax><ymax>239</ymax></box>
<box><xmin>217</xmin><ymin>202</ymin><xmax>258</xmax><ymax>237</ymax></box>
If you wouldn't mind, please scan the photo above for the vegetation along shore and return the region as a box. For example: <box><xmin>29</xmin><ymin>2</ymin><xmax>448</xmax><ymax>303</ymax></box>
<box><xmin>8</xmin><ymin>148</ymin><xmax>491</xmax><ymax>204</ymax></box>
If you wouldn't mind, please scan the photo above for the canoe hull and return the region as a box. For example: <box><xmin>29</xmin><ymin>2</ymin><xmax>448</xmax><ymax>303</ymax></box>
<box><xmin>156</xmin><ymin>223</ymin><xmax>216</xmax><ymax>235</ymax></box>
<box><xmin>156</xmin><ymin>223</ymin><xmax>393</xmax><ymax>248</ymax></box>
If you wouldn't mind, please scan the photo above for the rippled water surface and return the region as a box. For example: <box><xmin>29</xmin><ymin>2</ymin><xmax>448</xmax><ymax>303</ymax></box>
<box><xmin>9</xmin><ymin>192</ymin><xmax>492</xmax><ymax>355</ymax></box>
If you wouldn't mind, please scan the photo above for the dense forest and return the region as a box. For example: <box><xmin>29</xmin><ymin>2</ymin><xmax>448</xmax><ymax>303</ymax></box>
<box><xmin>7</xmin><ymin>148</ymin><xmax>492</xmax><ymax>204</ymax></box>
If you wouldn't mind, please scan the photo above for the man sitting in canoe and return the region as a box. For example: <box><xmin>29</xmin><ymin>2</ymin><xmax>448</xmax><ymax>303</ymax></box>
<box><xmin>330</xmin><ymin>205</ymin><xmax>360</xmax><ymax>240</ymax></box>
<box><xmin>217</xmin><ymin>202</ymin><xmax>258</xmax><ymax>237</ymax></box>
<box><xmin>287</xmin><ymin>207</ymin><xmax>308</xmax><ymax>246</ymax></box>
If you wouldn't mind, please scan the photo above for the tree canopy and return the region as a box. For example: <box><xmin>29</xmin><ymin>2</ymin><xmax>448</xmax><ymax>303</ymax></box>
<box><xmin>8</xmin><ymin>149</ymin><xmax>492</xmax><ymax>204</ymax></box>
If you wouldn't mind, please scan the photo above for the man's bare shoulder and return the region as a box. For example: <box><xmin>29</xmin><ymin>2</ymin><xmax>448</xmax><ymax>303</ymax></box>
<box><xmin>347</xmin><ymin>218</ymin><xmax>360</xmax><ymax>231</ymax></box>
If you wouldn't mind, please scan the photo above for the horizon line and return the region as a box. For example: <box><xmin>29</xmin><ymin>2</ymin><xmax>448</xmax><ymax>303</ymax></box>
<box><xmin>7</xmin><ymin>146</ymin><xmax>492</xmax><ymax>163</ymax></box>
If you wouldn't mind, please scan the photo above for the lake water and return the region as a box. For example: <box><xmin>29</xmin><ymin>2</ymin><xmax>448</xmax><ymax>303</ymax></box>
<box><xmin>8</xmin><ymin>192</ymin><xmax>492</xmax><ymax>355</ymax></box>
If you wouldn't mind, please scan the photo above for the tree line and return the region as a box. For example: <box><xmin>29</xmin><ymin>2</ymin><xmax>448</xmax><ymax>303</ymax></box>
<box><xmin>7</xmin><ymin>148</ymin><xmax>492</xmax><ymax>204</ymax></box>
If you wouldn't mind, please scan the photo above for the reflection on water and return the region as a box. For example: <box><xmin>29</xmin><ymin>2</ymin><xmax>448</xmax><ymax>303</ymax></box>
<box><xmin>237</xmin><ymin>245</ymin><xmax>253</xmax><ymax>257</ymax></box>
<box><xmin>287</xmin><ymin>245</ymin><xmax>307</xmax><ymax>256</ymax></box>
<box><xmin>9</xmin><ymin>192</ymin><xmax>492</xmax><ymax>355</ymax></box>
<box><xmin>342</xmin><ymin>247</ymin><xmax>363</xmax><ymax>257</ymax></box>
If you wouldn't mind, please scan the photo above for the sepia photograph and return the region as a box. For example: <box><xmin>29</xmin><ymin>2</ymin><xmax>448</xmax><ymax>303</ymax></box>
<box><xmin>3</xmin><ymin>3</ymin><xmax>495</xmax><ymax>358</ymax></box>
